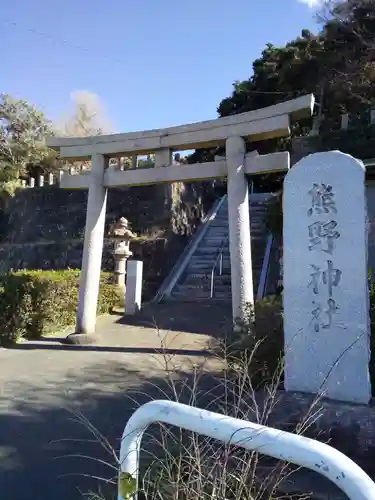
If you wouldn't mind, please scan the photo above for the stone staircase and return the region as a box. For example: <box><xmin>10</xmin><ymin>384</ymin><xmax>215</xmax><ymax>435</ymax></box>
<box><xmin>166</xmin><ymin>194</ymin><xmax>271</xmax><ymax>302</ymax></box>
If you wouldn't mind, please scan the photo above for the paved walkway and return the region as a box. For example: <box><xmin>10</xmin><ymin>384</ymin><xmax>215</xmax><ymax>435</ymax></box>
<box><xmin>0</xmin><ymin>302</ymin><xmax>231</xmax><ymax>500</ymax></box>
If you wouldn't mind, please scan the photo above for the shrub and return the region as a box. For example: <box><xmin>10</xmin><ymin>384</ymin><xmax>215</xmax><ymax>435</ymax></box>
<box><xmin>226</xmin><ymin>296</ymin><xmax>284</xmax><ymax>387</ymax></box>
<box><xmin>231</xmin><ymin>280</ymin><xmax>375</xmax><ymax>394</ymax></box>
<box><xmin>0</xmin><ymin>269</ymin><xmax>118</xmax><ymax>344</ymax></box>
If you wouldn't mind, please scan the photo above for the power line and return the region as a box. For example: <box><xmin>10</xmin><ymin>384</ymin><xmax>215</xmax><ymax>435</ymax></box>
<box><xmin>1</xmin><ymin>18</ymin><xmax>126</xmax><ymax>66</ymax></box>
<box><xmin>3</xmin><ymin>17</ymin><xmax>310</xmax><ymax>104</ymax></box>
<box><xmin>236</xmin><ymin>90</ymin><xmax>295</xmax><ymax>95</ymax></box>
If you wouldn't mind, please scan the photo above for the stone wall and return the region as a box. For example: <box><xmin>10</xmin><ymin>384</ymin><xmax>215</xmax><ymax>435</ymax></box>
<box><xmin>0</xmin><ymin>182</ymin><xmax>216</xmax><ymax>300</ymax></box>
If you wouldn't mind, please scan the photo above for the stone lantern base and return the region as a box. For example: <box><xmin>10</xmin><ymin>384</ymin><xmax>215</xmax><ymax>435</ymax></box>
<box><xmin>113</xmin><ymin>248</ymin><xmax>132</xmax><ymax>308</ymax></box>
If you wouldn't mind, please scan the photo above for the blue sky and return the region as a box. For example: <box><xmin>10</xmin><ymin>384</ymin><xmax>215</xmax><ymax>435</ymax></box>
<box><xmin>2</xmin><ymin>0</ymin><xmax>321</xmax><ymax>134</ymax></box>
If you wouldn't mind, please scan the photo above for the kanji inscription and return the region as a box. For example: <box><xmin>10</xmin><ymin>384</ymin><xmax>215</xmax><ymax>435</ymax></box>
<box><xmin>307</xmin><ymin>183</ymin><xmax>341</xmax><ymax>332</ymax></box>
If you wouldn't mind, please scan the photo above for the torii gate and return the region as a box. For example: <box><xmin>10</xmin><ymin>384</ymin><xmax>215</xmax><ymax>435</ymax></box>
<box><xmin>47</xmin><ymin>94</ymin><xmax>314</xmax><ymax>343</ymax></box>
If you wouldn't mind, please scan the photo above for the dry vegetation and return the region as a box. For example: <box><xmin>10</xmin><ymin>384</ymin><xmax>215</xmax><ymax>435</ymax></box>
<box><xmin>61</xmin><ymin>309</ymin><xmax>326</xmax><ymax>500</ymax></box>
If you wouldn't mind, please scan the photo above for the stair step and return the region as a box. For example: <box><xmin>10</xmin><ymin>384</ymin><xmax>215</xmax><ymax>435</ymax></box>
<box><xmin>194</xmin><ymin>248</ymin><xmax>230</xmax><ymax>255</ymax></box>
<box><xmin>177</xmin><ymin>286</ymin><xmax>231</xmax><ymax>295</ymax></box>
<box><xmin>204</xmin><ymin>229</ymin><xmax>228</xmax><ymax>235</ymax></box>
<box><xmin>196</xmin><ymin>246</ymin><xmax>230</xmax><ymax>252</ymax></box>
<box><xmin>199</xmin><ymin>250</ymin><xmax>230</xmax><ymax>254</ymax></box>
<box><xmin>180</xmin><ymin>274</ymin><xmax>232</xmax><ymax>282</ymax></box>
<box><xmin>220</xmin><ymin>207</ymin><xmax>266</xmax><ymax>212</ymax></box>
<box><xmin>174</xmin><ymin>283</ymin><xmax>261</xmax><ymax>297</ymax></box>
<box><xmin>187</xmin><ymin>265</ymin><xmax>229</xmax><ymax>271</ymax></box>
<box><xmin>184</xmin><ymin>270</ymin><xmax>261</xmax><ymax>280</ymax></box>
<box><xmin>202</xmin><ymin>230</ymin><xmax>229</xmax><ymax>236</ymax></box>
<box><xmin>188</xmin><ymin>261</ymin><xmax>231</xmax><ymax>268</ymax></box>
<box><xmin>171</xmin><ymin>284</ymin><xmax>261</xmax><ymax>301</ymax></box>
<box><xmin>203</xmin><ymin>233</ymin><xmax>228</xmax><ymax>239</ymax></box>
<box><xmin>192</xmin><ymin>258</ymin><xmax>230</xmax><ymax>264</ymax></box>
<box><xmin>199</xmin><ymin>247</ymin><xmax>229</xmax><ymax>252</ymax></box>
<box><xmin>201</xmin><ymin>236</ymin><xmax>229</xmax><ymax>241</ymax></box>
<box><xmin>187</xmin><ymin>272</ymin><xmax>232</xmax><ymax>278</ymax></box>
<box><xmin>171</xmin><ymin>290</ymin><xmax>231</xmax><ymax>300</ymax></box>
<box><xmin>197</xmin><ymin>240</ymin><xmax>264</xmax><ymax>252</ymax></box>
<box><xmin>174</xmin><ymin>283</ymin><xmax>231</xmax><ymax>292</ymax></box>
<box><xmin>189</xmin><ymin>258</ymin><xmax>231</xmax><ymax>265</ymax></box>
<box><xmin>188</xmin><ymin>263</ymin><xmax>230</xmax><ymax>269</ymax></box>
<box><xmin>183</xmin><ymin>275</ymin><xmax>232</xmax><ymax>286</ymax></box>
<box><xmin>188</xmin><ymin>266</ymin><xmax>231</xmax><ymax>273</ymax></box>
<box><xmin>161</xmin><ymin>194</ymin><xmax>274</xmax><ymax>304</ymax></box>
<box><xmin>212</xmin><ymin>216</ymin><xmax>265</xmax><ymax>227</ymax></box>
<box><xmin>191</xmin><ymin>249</ymin><xmax>264</xmax><ymax>258</ymax></box>
<box><xmin>202</xmin><ymin>238</ymin><xmax>230</xmax><ymax>244</ymax></box>
<box><xmin>186</xmin><ymin>263</ymin><xmax>232</xmax><ymax>271</ymax></box>
<box><xmin>191</xmin><ymin>257</ymin><xmax>263</xmax><ymax>265</ymax></box>
<box><xmin>167</xmin><ymin>294</ymin><xmax>231</xmax><ymax>304</ymax></box>
<box><xmin>189</xmin><ymin>255</ymin><xmax>231</xmax><ymax>261</ymax></box>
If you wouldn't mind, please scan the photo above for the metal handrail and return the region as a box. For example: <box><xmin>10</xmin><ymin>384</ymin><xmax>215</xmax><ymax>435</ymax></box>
<box><xmin>152</xmin><ymin>195</ymin><xmax>228</xmax><ymax>302</ymax></box>
<box><xmin>210</xmin><ymin>235</ymin><xmax>229</xmax><ymax>298</ymax></box>
<box><xmin>256</xmin><ymin>233</ymin><xmax>273</xmax><ymax>300</ymax></box>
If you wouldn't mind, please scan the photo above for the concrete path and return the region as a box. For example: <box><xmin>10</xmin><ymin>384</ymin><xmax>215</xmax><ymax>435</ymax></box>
<box><xmin>0</xmin><ymin>302</ymin><xmax>231</xmax><ymax>500</ymax></box>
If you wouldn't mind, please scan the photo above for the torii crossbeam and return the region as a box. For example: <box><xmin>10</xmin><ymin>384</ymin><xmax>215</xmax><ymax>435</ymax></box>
<box><xmin>47</xmin><ymin>94</ymin><xmax>314</xmax><ymax>343</ymax></box>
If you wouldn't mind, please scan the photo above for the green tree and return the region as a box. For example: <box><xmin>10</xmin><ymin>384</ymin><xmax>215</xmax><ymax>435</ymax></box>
<box><xmin>218</xmin><ymin>0</ymin><xmax>375</xmax><ymax>126</ymax></box>
<box><xmin>0</xmin><ymin>94</ymin><xmax>56</xmax><ymax>196</ymax></box>
<box><xmin>318</xmin><ymin>0</ymin><xmax>375</xmax><ymax>120</ymax></box>
<box><xmin>189</xmin><ymin>1</ymin><xmax>375</xmax><ymax>189</ymax></box>
<box><xmin>217</xmin><ymin>33</ymin><xmax>324</xmax><ymax>120</ymax></box>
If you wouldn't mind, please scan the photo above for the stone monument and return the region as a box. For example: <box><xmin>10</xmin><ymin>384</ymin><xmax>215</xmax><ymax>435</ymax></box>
<box><xmin>108</xmin><ymin>217</ymin><xmax>137</xmax><ymax>305</ymax></box>
<box><xmin>283</xmin><ymin>151</ymin><xmax>371</xmax><ymax>404</ymax></box>
<box><xmin>124</xmin><ymin>260</ymin><xmax>143</xmax><ymax>315</ymax></box>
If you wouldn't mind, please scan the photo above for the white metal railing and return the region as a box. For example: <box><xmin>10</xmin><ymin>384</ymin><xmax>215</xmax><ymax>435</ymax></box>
<box><xmin>118</xmin><ymin>400</ymin><xmax>375</xmax><ymax>500</ymax></box>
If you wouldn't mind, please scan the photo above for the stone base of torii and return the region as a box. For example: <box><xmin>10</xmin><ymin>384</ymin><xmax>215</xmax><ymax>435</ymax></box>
<box><xmin>47</xmin><ymin>94</ymin><xmax>314</xmax><ymax>344</ymax></box>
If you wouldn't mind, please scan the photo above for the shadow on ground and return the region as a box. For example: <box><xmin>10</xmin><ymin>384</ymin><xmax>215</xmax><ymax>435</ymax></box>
<box><xmin>0</xmin><ymin>359</ymin><xmax>221</xmax><ymax>500</ymax></box>
<box><xmin>0</xmin><ymin>303</ymin><xmax>233</xmax><ymax>499</ymax></box>
<box><xmin>11</xmin><ymin>341</ymin><xmax>213</xmax><ymax>357</ymax></box>
<box><xmin>0</xmin><ymin>300</ymin><xmax>348</xmax><ymax>500</ymax></box>
<box><xmin>0</xmin><ymin>354</ymin><xmax>351</xmax><ymax>500</ymax></box>
<box><xmin>118</xmin><ymin>302</ymin><xmax>233</xmax><ymax>337</ymax></box>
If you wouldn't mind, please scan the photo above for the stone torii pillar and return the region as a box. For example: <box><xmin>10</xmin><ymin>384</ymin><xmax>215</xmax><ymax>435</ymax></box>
<box><xmin>226</xmin><ymin>136</ymin><xmax>254</xmax><ymax>321</ymax></box>
<box><xmin>67</xmin><ymin>154</ymin><xmax>108</xmax><ymax>344</ymax></box>
<box><xmin>47</xmin><ymin>94</ymin><xmax>315</xmax><ymax>343</ymax></box>
<box><xmin>69</xmin><ymin>139</ymin><xmax>254</xmax><ymax>342</ymax></box>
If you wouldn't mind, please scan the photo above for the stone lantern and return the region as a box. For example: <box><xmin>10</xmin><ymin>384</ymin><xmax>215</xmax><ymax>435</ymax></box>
<box><xmin>108</xmin><ymin>217</ymin><xmax>137</xmax><ymax>304</ymax></box>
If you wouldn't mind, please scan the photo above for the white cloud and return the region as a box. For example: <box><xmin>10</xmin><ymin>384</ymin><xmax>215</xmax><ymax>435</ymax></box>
<box><xmin>298</xmin><ymin>0</ymin><xmax>324</xmax><ymax>8</ymax></box>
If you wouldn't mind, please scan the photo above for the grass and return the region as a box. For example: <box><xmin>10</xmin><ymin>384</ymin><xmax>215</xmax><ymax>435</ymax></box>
<box><xmin>136</xmin><ymin>335</ymin><xmax>322</xmax><ymax>500</ymax></box>
<box><xmin>53</xmin><ymin>314</ymin><xmax>328</xmax><ymax>500</ymax></box>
